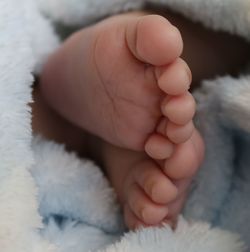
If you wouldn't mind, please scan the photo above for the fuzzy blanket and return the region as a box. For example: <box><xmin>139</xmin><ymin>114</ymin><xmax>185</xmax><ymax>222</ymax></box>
<box><xmin>1</xmin><ymin>0</ymin><xmax>250</xmax><ymax>251</ymax></box>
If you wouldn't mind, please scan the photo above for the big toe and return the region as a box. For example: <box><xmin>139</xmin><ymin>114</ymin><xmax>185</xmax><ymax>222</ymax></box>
<box><xmin>164</xmin><ymin>129</ymin><xmax>204</xmax><ymax>180</ymax></box>
<box><xmin>126</xmin><ymin>14</ymin><xmax>183</xmax><ymax>66</ymax></box>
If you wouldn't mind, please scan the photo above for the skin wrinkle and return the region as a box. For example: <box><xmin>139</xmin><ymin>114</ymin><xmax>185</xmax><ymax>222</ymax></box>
<box><xmin>144</xmin><ymin>64</ymin><xmax>164</xmax><ymax>117</ymax></box>
<box><xmin>134</xmin><ymin>19</ymin><xmax>142</xmax><ymax>63</ymax></box>
<box><xmin>124</xmin><ymin>19</ymin><xmax>162</xmax><ymax>118</ymax></box>
<box><xmin>92</xmin><ymin>33</ymin><xmax>120</xmax><ymax>142</ymax></box>
<box><xmin>125</xmin><ymin>18</ymin><xmax>142</xmax><ymax>64</ymax></box>
<box><xmin>124</xmin><ymin>19</ymin><xmax>156</xmax><ymax>101</ymax></box>
<box><xmin>126</xmin><ymin>18</ymin><xmax>164</xmax><ymax>114</ymax></box>
<box><xmin>93</xmin><ymin>32</ymin><xmax>130</xmax><ymax>146</ymax></box>
<box><xmin>94</xmin><ymin>23</ymin><xmax>161</xmax><ymax>145</ymax></box>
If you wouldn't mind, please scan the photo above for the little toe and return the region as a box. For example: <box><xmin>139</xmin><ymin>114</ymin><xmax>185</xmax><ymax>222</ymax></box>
<box><xmin>162</xmin><ymin>178</ymin><xmax>191</xmax><ymax>224</ymax></box>
<box><xmin>126</xmin><ymin>15</ymin><xmax>183</xmax><ymax>66</ymax></box>
<box><xmin>166</xmin><ymin>120</ymin><xmax>195</xmax><ymax>144</ymax></box>
<box><xmin>145</xmin><ymin>133</ymin><xmax>174</xmax><ymax>160</ymax></box>
<box><xmin>127</xmin><ymin>183</ymin><xmax>168</xmax><ymax>225</ymax></box>
<box><xmin>134</xmin><ymin>160</ymin><xmax>178</xmax><ymax>204</ymax></box>
<box><xmin>161</xmin><ymin>92</ymin><xmax>196</xmax><ymax>125</ymax></box>
<box><xmin>124</xmin><ymin>204</ymin><xmax>145</xmax><ymax>230</ymax></box>
<box><xmin>164</xmin><ymin>193</ymin><xmax>186</xmax><ymax>223</ymax></box>
<box><xmin>163</xmin><ymin>134</ymin><xmax>200</xmax><ymax>180</ymax></box>
<box><xmin>157</xmin><ymin>58</ymin><xmax>192</xmax><ymax>95</ymax></box>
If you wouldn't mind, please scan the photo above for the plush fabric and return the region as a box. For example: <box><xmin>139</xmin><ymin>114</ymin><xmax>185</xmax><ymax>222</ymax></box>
<box><xmin>0</xmin><ymin>0</ymin><xmax>250</xmax><ymax>251</ymax></box>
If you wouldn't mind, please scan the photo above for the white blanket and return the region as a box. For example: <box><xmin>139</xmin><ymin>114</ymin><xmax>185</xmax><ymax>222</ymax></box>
<box><xmin>1</xmin><ymin>0</ymin><xmax>249</xmax><ymax>251</ymax></box>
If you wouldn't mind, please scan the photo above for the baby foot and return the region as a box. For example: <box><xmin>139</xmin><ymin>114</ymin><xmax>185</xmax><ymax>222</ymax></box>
<box><xmin>102</xmin><ymin>129</ymin><xmax>204</xmax><ymax>229</ymax></box>
<box><xmin>40</xmin><ymin>12</ymin><xmax>203</xmax><ymax>229</ymax></box>
<box><xmin>40</xmin><ymin>13</ymin><xmax>193</xmax><ymax>151</ymax></box>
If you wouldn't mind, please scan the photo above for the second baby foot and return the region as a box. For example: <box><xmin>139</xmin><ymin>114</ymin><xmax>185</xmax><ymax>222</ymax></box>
<box><xmin>40</xmin><ymin>12</ymin><xmax>194</xmax><ymax>151</ymax></box>
<box><xmin>102</xmin><ymin>128</ymin><xmax>204</xmax><ymax>229</ymax></box>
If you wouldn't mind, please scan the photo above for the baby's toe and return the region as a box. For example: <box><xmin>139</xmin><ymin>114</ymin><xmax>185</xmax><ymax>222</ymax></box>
<box><xmin>134</xmin><ymin>160</ymin><xmax>178</xmax><ymax>204</ymax></box>
<box><xmin>162</xmin><ymin>179</ymin><xmax>191</xmax><ymax>226</ymax></box>
<box><xmin>126</xmin><ymin>15</ymin><xmax>183</xmax><ymax>66</ymax></box>
<box><xmin>163</xmin><ymin>130</ymin><xmax>202</xmax><ymax>180</ymax></box>
<box><xmin>157</xmin><ymin>58</ymin><xmax>192</xmax><ymax>95</ymax></box>
<box><xmin>164</xmin><ymin>193</ymin><xmax>186</xmax><ymax>223</ymax></box>
<box><xmin>124</xmin><ymin>204</ymin><xmax>145</xmax><ymax>230</ymax></box>
<box><xmin>161</xmin><ymin>92</ymin><xmax>196</xmax><ymax>125</ymax></box>
<box><xmin>145</xmin><ymin>133</ymin><xmax>174</xmax><ymax>160</ymax></box>
<box><xmin>166</xmin><ymin>120</ymin><xmax>194</xmax><ymax>144</ymax></box>
<box><xmin>127</xmin><ymin>183</ymin><xmax>168</xmax><ymax>225</ymax></box>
